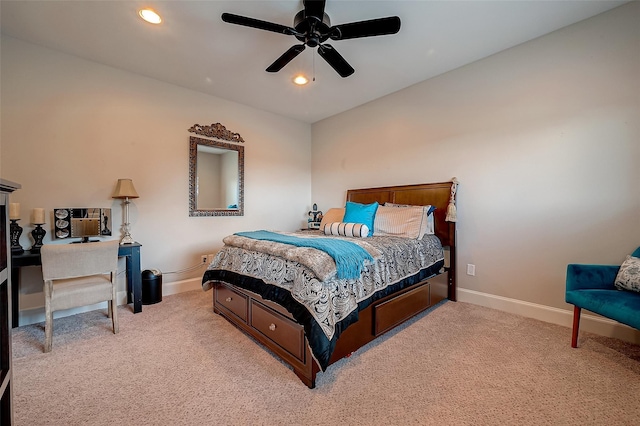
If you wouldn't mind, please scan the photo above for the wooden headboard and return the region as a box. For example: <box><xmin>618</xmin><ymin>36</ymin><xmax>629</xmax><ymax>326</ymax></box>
<box><xmin>346</xmin><ymin>180</ymin><xmax>458</xmax><ymax>300</ymax></box>
<box><xmin>346</xmin><ymin>181</ymin><xmax>456</xmax><ymax>247</ymax></box>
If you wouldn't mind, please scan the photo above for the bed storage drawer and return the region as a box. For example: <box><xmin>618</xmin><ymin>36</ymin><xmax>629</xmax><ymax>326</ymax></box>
<box><xmin>215</xmin><ymin>284</ymin><xmax>248</xmax><ymax>322</ymax></box>
<box><xmin>374</xmin><ymin>282</ymin><xmax>430</xmax><ymax>336</ymax></box>
<box><xmin>251</xmin><ymin>300</ymin><xmax>305</xmax><ymax>362</ymax></box>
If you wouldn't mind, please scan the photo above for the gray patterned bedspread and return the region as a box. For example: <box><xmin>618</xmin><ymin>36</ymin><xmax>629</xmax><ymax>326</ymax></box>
<box><xmin>203</xmin><ymin>231</ymin><xmax>444</xmax><ymax>341</ymax></box>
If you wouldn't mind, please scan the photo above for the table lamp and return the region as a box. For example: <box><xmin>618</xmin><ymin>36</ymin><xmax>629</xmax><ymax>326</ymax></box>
<box><xmin>112</xmin><ymin>178</ymin><xmax>139</xmax><ymax>245</ymax></box>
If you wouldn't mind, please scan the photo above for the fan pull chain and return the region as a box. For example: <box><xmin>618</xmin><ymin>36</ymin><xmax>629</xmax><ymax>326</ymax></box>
<box><xmin>313</xmin><ymin>48</ymin><xmax>316</xmax><ymax>82</ymax></box>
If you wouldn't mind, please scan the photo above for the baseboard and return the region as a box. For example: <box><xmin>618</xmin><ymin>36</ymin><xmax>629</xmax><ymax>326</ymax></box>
<box><xmin>17</xmin><ymin>277</ymin><xmax>203</xmax><ymax>327</ymax></box>
<box><xmin>458</xmin><ymin>288</ymin><xmax>640</xmax><ymax>345</ymax></box>
<box><xmin>162</xmin><ymin>277</ymin><xmax>202</xmax><ymax>296</ymax></box>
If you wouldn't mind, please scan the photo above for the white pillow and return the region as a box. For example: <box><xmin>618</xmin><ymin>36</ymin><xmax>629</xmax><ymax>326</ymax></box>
<box><xmin>323</xmin><ymin>222</ymin><xmax>369</xmax><ymax>238</ymax></box>
<box><xmin>319</xmin><ymin>208</ymin><xmax>345</xmax><ymax>230</ymax></box>
<box><xmin>615</xmin><ymin>255</ymin><xmax>640</xmax><ymax>293</ymax></box>
<box><xmin>385</xmin><ymin>203</ymin><xmax>434</xmax><ymax>237</ymax></box>
<box><xmin>373</xmin><ymin>205</ymin><xmax>424</xmax><ymax>238</ymax></box>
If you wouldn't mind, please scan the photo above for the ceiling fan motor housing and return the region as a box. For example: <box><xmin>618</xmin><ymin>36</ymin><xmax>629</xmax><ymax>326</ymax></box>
<box><xmin>293</xmin><ymin>10</ymin><xmax>332</xmax><ymax>47</ymax></box>
<box><xmin>221</xmin><ymin>0</ymin><xmax>401</xmax><ymax>78</ymax></box>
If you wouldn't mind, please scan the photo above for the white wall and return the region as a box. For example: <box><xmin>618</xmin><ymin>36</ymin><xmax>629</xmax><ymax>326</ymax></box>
<box><xmin>311</xmin><ymin>4</ymin><xmax>640</xmax><ymax>340</ymax></box>
<box><xmin>0</xmin><ymin>36</ymin><xmax>312</xmax><ymax>320</ymax></box>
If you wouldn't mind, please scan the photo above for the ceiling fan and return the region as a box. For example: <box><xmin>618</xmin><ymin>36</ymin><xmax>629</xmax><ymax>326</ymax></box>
<box><xmin>221</xmin><ymin>0</ymin><xmax>401</xmax><ymax>78</ymax></box>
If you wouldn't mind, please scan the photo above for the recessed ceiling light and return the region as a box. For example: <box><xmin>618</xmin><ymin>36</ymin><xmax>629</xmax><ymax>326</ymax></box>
<box><xmin>293</xmin><ymin>75</ymin><xmax>309</xmax><ymax>85</ymax></box>
<box><xmin>139</xmin><ymin>9</ymin><xmax>162</xmax><ymax>24</ymax></box>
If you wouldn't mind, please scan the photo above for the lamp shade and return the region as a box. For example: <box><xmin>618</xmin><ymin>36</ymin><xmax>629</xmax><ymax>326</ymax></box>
<box><xmin>112</xmin><ymin>179</ymin><xmax>139</xmax><ymax>199</ymax></box>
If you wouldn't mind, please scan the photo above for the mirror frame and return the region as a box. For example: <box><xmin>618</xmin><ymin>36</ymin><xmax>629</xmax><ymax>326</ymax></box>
<box><xmin>188</xmin><ymin>124</ymin><xmax>244</xmax><ymax>216</ymax></box>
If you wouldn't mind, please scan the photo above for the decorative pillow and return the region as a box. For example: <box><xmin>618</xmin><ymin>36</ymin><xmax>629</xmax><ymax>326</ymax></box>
<box><xmin>343</xmin><ymin>201</ymin><xmax>378</xmax><ymax>237</ymax></box>
<box><xmin>614</xmin><ymin>255</ymin><xmax>640</xmax><ymax>293</ymax></box>
<box><xmin>319</xmin><ymin>208</ymin><xmax>345</xmax><ymax>230</ymax></box>
<box><xmin>373</xmin><ymin>205</ymin><xmax>424</xmax><ymax>238</ymax></box>
<box><xmin>385</xmin><ymin>203</ymin><xmax>435</xmax><ymax>237</ymax></box>
<box><xmin>323</xmin><ymin>222</ymin><xmax>369</xmax><ymax>238</ymax></box>
<box><xmin>386</xmin><ymin>203</ymin><xmax>436</xmax><ymax>216</ymax></box>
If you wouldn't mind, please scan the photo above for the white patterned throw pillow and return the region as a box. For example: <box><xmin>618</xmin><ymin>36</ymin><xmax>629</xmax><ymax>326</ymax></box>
<box><xmin>614</xmin><ymin>255</ymin><xmax>640</xmax><ymax>293</ymax></box>
<box><xmin>323</xmin><ymin>222</ymin><xmax>369</xmax><ymax>238</ymax></box>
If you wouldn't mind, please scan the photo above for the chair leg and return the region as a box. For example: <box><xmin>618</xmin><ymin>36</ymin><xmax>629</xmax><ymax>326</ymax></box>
<box><xmin>44</xmin><ymin>286</ymin><xmax>53</xmax><ymax>353</ymax></box>
<box><xmin>571</xmin><ymin>305</ymin><xmax>581</xmax><ymax>348</ymax></box>
<box><xmin>111</xmin><ymin>299</ymin><xmax>119</xmax><ymax>334</ymax></box>
<box><xmin>107</xmin><ymin>301</ymin><xmax>113</xmax><ymax>319</ymax></box>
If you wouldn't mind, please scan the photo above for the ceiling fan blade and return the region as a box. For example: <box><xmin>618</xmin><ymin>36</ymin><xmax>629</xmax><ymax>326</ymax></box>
<box><xmin>221</xmin><ymin>13</ymin><xmax>295</xmax><ymax>36</ymax></box>
<box><xmin>266</xmin><ymin>44</ymin><xmax>306</xmax><ymax>73</ymax></box>
<box><xmin>317</xmin><ymin>44</ymin><xmax>354</xmax><ymax>78</ymax></box>
<box><xmin>303</xmin><ymin>0</ymin><xmax>326</xmax><ymax>21</ymax></box>
<box><xmin>330</xmin><ymin>16</ymin><xmax>401</xmax><ymax>40</ymax></box>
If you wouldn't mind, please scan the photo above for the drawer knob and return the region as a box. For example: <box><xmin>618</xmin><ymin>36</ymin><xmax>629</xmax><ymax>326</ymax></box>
<box><xmin>269</xmin><ymin>323</ymin><xmax>276</xmax><ymax>331</ymax></box>
<box><xmin>225</xmin><ymin>297</ymin><xmax>232</xmax><ymax>302</ymax></box>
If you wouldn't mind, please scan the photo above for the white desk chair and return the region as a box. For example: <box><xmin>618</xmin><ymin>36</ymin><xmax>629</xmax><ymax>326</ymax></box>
<box><xmin>40</xmin><ymin>240</ymin><xmax>120</xmax><ymax>352</ymax></box>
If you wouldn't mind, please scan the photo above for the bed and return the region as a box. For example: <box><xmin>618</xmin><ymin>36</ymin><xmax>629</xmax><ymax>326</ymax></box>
<box><xmin>202</xmin><ymin>180</ymin><xmax>458</xmax><ymax>388</ymax></box>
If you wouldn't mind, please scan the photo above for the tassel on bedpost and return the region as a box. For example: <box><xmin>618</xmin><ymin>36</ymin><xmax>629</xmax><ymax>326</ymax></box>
<box><xmin>445</xmin><ymin>177</ymin><xmax>459</xmax><ymax>222</ymax></box>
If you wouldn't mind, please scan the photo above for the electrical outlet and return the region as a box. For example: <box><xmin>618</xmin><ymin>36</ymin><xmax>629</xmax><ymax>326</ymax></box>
<box><xmin>201</xmin><ymin>255</ymin><xmax>208</xmax><ymax>264</ymax></box>
<box><xmin>467</xmin><ymin>264</ymin><xmax>476</xmax><ymax>276</ymax></box>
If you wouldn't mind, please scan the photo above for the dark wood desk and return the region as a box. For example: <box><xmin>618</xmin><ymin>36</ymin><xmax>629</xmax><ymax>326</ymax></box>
<box><xmin>11</xmin><ymin>242</ymin><xmax>142</xmax><ymax>328</ymax></box>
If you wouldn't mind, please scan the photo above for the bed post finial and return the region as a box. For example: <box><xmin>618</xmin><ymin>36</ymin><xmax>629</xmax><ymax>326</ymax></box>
<box><xmin>445</xmin><ymin>177</ymin><xmax>459</xmax><ymax>222</ymax></box>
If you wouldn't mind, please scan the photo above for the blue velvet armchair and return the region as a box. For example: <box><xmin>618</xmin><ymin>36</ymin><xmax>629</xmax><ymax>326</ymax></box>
<box><xmin>565</xmin><ymin>246</ymin><xmax>640</xmax><ymax>348</ymax></box>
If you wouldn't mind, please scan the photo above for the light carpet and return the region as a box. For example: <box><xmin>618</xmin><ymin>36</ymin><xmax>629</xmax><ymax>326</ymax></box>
<box><xmin>11</xmin><ymin>289</ymin><xmax>640</xmax><ymax>425</ymax></box>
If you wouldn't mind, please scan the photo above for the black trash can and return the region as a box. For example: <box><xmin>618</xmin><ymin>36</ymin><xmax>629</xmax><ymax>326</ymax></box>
<box><xmin>141</xmin><ymin>269</ymin><xmax>162</xmax><ymax>305</ymax></box>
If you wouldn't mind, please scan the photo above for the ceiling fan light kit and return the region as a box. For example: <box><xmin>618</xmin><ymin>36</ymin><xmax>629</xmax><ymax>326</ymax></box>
<box><xmin>293</xmin><ymin>75</ymin><xmax>309</xmax><ymax>85</ymax></box>
<box><xmin>138</xmin><ymin>8</ymin><xmax>162</xmax><ymax>25</ymax></box>
<box><xmin>221</xmin><ymin>0</ymin><xmax>401</xmax><ymax>78</ymax></box>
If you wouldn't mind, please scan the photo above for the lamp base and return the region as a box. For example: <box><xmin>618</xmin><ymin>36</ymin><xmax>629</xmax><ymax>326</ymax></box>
<box><xmin>119</xmin><ymin>197</ymin><xmax>136</xmax><ymax>245</ymax></box>
<box><xmin>10</xmin><ymin>219</ymin><xmax>24</xmax><ymax>254</ymax></box>
<box><xmin>120</xmin><ymin>233</ymin><xmax>135</xmax><ymax>245</ymax></box>
<box><xmin>30</xmin><ymin>224</ymin><xmax>46</xmax><ymax>253</ymax></box>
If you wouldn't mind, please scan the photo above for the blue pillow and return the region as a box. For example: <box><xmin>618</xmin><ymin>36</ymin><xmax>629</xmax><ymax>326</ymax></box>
<box><xmin>343</xmin><ymin>201</ymin><xmax>379</xmax><ymax>237</ymax></box>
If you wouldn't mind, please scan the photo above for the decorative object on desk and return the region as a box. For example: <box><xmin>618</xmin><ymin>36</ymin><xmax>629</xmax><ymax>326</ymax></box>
<box><xmin>307</xmin><ymin>203</ymin><xmax>323</xmax><ymax>230</ymax></box>
<box><xmin>101</xmin><ymin>213</ymin><xmax>111</xmax><ymax>235</ymax></box>
<box><xmin>53</xmin><ymin>208</ymin><xmax>112</xmax><ymax>241</ymax></box>
<box><xmin>32</xmin><ymin>207</ymin><xmax>45</xmax><ymax>225</ymax></box>
<box><xmin>112</xmin><ymin>178</ymin><xmax>139</xmax><ymax>245</ymax></box>
<box><xmin>9</xmin><ymin>202</ymin><xmax>24</xmax><ymax>254</ymax></box>
<box><xmin>9</xmin><ymin>202</ymin><xmax>20</xmax><ymax>219</ymax></box>
<box><xmin>30</xmin><ymin>207</ymin><xmax>46</xmax><ymax>253</ymax></box>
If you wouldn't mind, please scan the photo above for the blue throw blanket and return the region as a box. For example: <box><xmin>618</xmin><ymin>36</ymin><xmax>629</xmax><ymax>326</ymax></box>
<box><xmin>234</xmin><ymin>230</ymin><xmax>373</xmax><ymax>280</ymax></box>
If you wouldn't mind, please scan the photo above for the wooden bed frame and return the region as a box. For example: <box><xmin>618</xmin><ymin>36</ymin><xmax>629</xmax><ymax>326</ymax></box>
<box><xmin>210</xmin><ymin>180</ymin><xmax>458</xmax><ymax>388</ymax></box>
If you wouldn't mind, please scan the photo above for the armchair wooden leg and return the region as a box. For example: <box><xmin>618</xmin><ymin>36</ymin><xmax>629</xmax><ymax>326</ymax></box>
<box><xmin>571</xmin><ymin>305</ymin><xmax>581</xmax><ymax>348</ymax></box>
<box><xmin>44</xmin><ymin>281</ymin><xmax>53</xmax><ymax>353</ymax></box>
<box><xmin>111</xmin><ymin>299</ymin><xmax>119</xmax><ymax>334</ymax></box>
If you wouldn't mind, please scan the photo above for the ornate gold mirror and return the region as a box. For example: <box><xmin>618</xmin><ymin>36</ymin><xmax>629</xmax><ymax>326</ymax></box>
<box><xmin>188</xmin><ymin>123</ymin><xmax>244</xmax><ymax>216</ymax></box>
